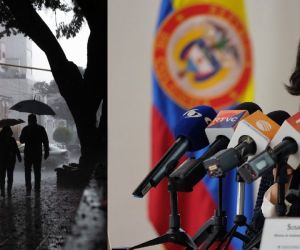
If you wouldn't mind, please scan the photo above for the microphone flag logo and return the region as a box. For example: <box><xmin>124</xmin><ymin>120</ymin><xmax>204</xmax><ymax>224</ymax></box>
<box><xmin>287</xmin><ymin>112</ymin><xmax>300</xmax><ymax>132</ymax></box>
<box><xmin>208</xmin><ymin>110</ymin><xmax>248</xmax><ymax>128</ymax></box>
<box><xmin>183</xmin><ymin>108</ymin><xmax>202</xmax><ymax>118</ymax></box>
<box><xmin>244</xmin><ymin>111</ymin><xmax>280</xmax><ymax>139</ymax></box>
<box><xmin>255</xmin><ymin>120</ymin><xmax>272</xmax><ymax>132</ymax></box>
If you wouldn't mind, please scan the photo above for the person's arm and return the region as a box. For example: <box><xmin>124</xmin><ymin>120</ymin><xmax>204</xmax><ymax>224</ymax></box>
<box><xmin>13</xmin><ymin>138</ymin><xmax>22</xmax><ymax>162</ymax></box>
<box><xmin>41</xmin><ymin>127</ymin><xmax>49</xmax><ymax>159</ymax></box>
<box><xmin>261</xmin><ymin>184</ymin><xmax>292</xmax><ymax>217</ymax></box>
<box><xmin>19</xmin><ymin>127</ymin><xmax>26</xmax><ymax>144</ymax></box>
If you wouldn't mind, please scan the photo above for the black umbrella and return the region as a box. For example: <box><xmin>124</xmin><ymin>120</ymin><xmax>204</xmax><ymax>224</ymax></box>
<box><xmin>0</xmin><ymin>118</ymin><xmax>24</xmax><ymax>128</ymax></box>
<box><xmin>10</xmin><ymin>100</ymin><xmax>56</xmax><ymax>116</ymax></box>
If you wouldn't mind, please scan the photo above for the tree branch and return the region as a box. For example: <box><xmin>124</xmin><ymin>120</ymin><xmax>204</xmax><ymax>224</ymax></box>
<box><xmin>3</xmin><ymin>0</ymin><xmax>66</xmax><ymax>64</ymax></box>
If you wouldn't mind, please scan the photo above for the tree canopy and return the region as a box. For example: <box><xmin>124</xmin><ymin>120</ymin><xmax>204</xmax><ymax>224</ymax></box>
<box><xmin>0</xmin><ymin>0</ymin><xmax>84</xmax><ymax>38</ymax></box>
<box><xmin>34</xmin><ymin>80</ymin><xmax>74</xmax><ymax>123</ymax></box>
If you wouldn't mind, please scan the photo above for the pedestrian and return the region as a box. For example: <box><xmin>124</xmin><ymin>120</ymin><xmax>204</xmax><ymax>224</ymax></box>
<box><xmin>20</xmin><ymin>114</ymin><xmax>49</xmax><ymax>195</ymax></box>
<box><xmin>0</xmin><ymin>126</ymin><xmax>22</xmax><ymax>198</ymax></box>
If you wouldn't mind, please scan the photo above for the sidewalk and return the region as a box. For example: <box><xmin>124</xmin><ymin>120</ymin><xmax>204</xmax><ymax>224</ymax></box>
<box><xmin>0</xmin><ymin>169</ymin><xmax>83</xmax><ymax>250</ymax></box>
<box><xmin>63</xmin><ymin>163</ymin><xmax>107</xmax><ymax>250</ymax></box>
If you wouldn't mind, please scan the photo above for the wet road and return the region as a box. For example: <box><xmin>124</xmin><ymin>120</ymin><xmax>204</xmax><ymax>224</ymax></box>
<box><xmin>0</xmin><ymin>168</ymin><xmax>83</xmax><ymax>250</ymax></box>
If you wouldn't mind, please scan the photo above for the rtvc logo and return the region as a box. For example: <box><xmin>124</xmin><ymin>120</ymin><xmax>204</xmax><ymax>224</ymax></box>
<box><xmin>214</xmin><ymin>117</ymin><xmax>238</xmax><ymax>123</ymax></box>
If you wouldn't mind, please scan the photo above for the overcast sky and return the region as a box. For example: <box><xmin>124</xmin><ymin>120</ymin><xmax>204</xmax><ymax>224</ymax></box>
<box><xmin>32</xmin><ymin>7</ymin><xmax>89</xmax><ymax>82</ymax></box>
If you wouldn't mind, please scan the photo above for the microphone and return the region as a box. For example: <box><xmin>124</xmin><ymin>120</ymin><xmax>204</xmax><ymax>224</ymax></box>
<box><xmin>204</xmin><ymin>110</ymin><xmax>282</xmax><ymax>177</ymax></box>
<box><xmin>132</xmin><ymin>105</ymin><xmax>217</xmax><ymax>198</ymax></box>
<box><xmin>238</xmin><ymin>112</ymin><xmax>300</xmax><ymax>183</ymax></box>
<box><xmin>206</xmin><ymin>102</ymin><xmax>262</xmax><ymax>144</ymax></box>
<box><xmin>169</xmin><ymin>102</ymin><xmax>262</xmax><ymax>192</ymax></box>
<box><xmin>270</xmin><ymin>112</ymin><xmax>300</xmax><ymax>169</ymax></box>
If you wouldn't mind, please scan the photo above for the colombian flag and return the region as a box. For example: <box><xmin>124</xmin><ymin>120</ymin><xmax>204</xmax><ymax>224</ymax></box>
<box><xmin>150</xmin><ymin>0</ymin><xmax>254</xmax><ymax>249</ymax></box>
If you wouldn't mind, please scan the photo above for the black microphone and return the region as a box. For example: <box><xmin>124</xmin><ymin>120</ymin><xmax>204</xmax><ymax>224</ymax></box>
<box><xmin>169</xmin><ymin>102</ymin><xmax>262</xmax><ymax>192</ymax></box>
<box><xmin>238</xmin><ymin>111</ymin><xmax>300</xmax><ymax>183</ymax></box>
<box><xmin>132</xmin><ymin>105</ymin><xmax>217</xmax><ymax>198</ymax></box>
<box><xmin>204</xmin><ymin>110</ymin><xmax>286</xmax><ymax>177</ymax></box>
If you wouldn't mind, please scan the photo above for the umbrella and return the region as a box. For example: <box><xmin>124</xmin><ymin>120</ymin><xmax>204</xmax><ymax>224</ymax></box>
<box><xmin>10</xmin><ymin>100</ymin><xmax>56</xmax><ymax>116</ymax></box>
<box><xmin>0</xmin><ymin>118</ymin><xmax>24</xmax><ymax>128</ymax></box>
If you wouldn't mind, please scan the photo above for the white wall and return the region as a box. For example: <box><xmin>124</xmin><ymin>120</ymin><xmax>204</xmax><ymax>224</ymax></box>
<box><xmin>108</xmin><ymin>0</ymin><xmax>160</xmax><ymax>248</ymax></box>
<box><xmin>246</xmin><ymin>0</ymin><xmax>300</xmax><ymax>114</ymax></box>
<box><xmin>108</xmin><ymin>0</ymin><xmax>300</xmax><ymax>248</ymax></box>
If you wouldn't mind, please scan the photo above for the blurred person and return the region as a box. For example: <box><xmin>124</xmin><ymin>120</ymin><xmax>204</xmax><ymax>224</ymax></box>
<box><xmin>20</xmin><ymin>114</ymin><xmax>49</xmax><ymax>195</ymax></box>
<box><xmin>245</xmin><ymin>41</ymin><xmax>300</xmax><ymax>249</ymax></box>
<box><xmin>256</xmin><ymin>40</ymin><xmax>300</xmax><ymax>216</ymax></box>
<box><xmin>0</xmin><ymin>126</ymin><xmax>22</xmax><ymax>198</ymax></box>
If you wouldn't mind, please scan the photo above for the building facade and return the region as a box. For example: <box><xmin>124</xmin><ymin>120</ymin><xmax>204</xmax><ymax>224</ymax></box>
<box><xmin>0</xmin><ymin>32</ymin><xmax>35</xmax><ymax>137</ymax></box>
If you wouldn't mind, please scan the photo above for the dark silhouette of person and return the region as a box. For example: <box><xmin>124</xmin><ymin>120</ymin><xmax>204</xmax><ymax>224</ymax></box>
<box><xmin>20</xmin><ymin>114</ymin><xmax>49</xmax><ymax>195</ymax></box>
<box><xmin>0</xmin><ymin>126</ymin><xmax>22</xmax><ymax>198</ymax></box>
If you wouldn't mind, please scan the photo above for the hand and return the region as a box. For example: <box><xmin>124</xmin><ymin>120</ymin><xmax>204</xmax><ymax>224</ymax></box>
<box><xmin>269</xmin><ymin>166</ymin><xmax>294</xmax><ymax>204</ymax></box>
<box><xmin>44</xmin><ymin>151</ymin><xmax>49</xmax><ymax>160</ymax></box>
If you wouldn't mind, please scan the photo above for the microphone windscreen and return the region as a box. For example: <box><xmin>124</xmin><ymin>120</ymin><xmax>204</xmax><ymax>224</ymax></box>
<box><xmin>267</xmin><ymin>110</ymin><xmax>291</xmax><ymax>125</ymax></box>
<box><xmin>174</xmin><ymin>105</ymin><xmax>217</xmax><ymax>151</ymax></box>
<box><xmin>234</xmin><ymin>102</ymin><xmax>262</xmax><ymax>114</ymax></box>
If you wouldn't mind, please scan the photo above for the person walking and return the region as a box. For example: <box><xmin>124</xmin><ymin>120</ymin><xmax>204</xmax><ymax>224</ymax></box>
<box><xmin>0</xmin><ymin>126</ymin><xmax>22</xmax><ymax>198</ymax></box>
<box><xmin>20</xmin><ymin>114</ymin><xmax>49</xmax><ymax>195</ymax></box>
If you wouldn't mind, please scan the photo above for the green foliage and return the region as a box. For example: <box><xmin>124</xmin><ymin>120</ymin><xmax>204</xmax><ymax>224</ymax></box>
<box><xmin>53</xmin><ymin>126</ymin><xmax>73</xmax><ymax>144</ymax></box>
<box><xmin>34</xmin><ymin>80</ymin><xmax>73</xmax><ymax>123</ymax></box>
<box><xmin>56</xmin><ymin>10</ymin><xmax>84</xmax><ymax>39</ymax></box>
<box><xmin>33</xmin><ymin>81</ymin><xmax>50</xmax><ymax>95</ymax></box>
<box><xmin>0</xmin><ymin>0</ymin><xmax>84</xmax><ymax>39</ymax></box>
<box><xmin>33</xmin><ymin>72</ymin><xmax>82</xmax><ymax>124</ymax></box>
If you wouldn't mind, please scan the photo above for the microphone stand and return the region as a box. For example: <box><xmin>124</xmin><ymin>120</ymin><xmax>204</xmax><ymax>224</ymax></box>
<box><xmin>286</xmin><ymin>168</ymin><xmax>300</xmax><ymax>203</ymax></box>
<box><xmin>243</xmin><ymin>229</ymin><xmax>263</xmax><ymax>250</ymax></box>
<box><xmin>189</xmin><ymin>176</ymin><xmax>227</xmax><ymax>249</ymax></box>
<box><xmin>129</xmin><ymin>177</ymin><xmax>197</xmax><ymax>249</ymax></box>
<box><xmin>244</xmin><ymin>157</ymin><xmax>289</xmax><ymax>250</ymax></box>
<box><xmin>275</xmin><ymin>157</ymin><xmax>288</xmax><ymax>216</ymax></box>
<box><xmin>190</xmin><ymin>176</ymin><xmax>248</xmax><ymax>250</ymax></box>
<box><xmin>217</xmin><ymin>172</ymin><xmax>253</xmax><ymax>249</ymax></box>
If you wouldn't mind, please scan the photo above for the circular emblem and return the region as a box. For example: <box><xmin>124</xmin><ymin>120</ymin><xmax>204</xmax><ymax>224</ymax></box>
<box><xmin>256</xmin><ymin>120</ymin><xmax>272</xmax><ymax>132</ymax></box>
<box><xmin>153</xmin><ymin>4</ymin><xmax>252</xmax><ymax>109</ymax></box>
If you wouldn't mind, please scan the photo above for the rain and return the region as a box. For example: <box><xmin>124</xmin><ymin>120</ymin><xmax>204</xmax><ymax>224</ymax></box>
<box><xmin>0</xmin><ymin>2</ymin><xmax>106</xmax><ymax>249</ymax></box>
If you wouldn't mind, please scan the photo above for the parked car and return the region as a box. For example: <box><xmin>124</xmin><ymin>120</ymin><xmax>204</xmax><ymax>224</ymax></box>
<box><xmin>17</xmin><ymin>143</ymin><xmax>70</xmax><ymax>168</ymax></box>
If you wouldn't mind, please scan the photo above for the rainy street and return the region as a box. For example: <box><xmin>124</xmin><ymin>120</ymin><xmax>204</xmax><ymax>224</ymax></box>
<box><xmin>0</xmin><ymin>1</ymin><xmax>108</xmax><ymax>249</ymax></box>
<box><xmin>0</xmin><ymin>167</ymin><xmax>83</xmax><ymax>250</ymax></box>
